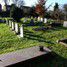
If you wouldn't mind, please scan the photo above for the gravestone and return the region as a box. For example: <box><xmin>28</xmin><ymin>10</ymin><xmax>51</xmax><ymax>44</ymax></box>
<box><xmin>6</xmin><ymin>19</ymin><xmax>9</xmax><ymax>25</ymax></box>
<box><xmin>34</xmin><ymin>17</ymin><xmax>37</xmax><ymax>21</ymax></box>
<box><xmin>20</xmin><ymin>25</ymin><xmax>23</xmax><ymax>38</ymax></box>
<box><xmin>31</xmin><ymin>16</ymin><xmax>33</xmax><ymax>20</ymax></box>
<box><xmin>30</xmin><ymin>19</ymin><xmax>34</xmax><ymax>26</ymax></box>
<box><xmin>38</xmin><ymin>17</ymin><xmax>41</xmax><ymax>22</ymax></box>
<box><xmin>11</xmin><ymin>22</ymin><xmax>15</xmax><ymax>31</ymax></box>
<box><xmin>63</xmin><ymin>21</ymin><xmax>67</xmax><ymax>27</ymax></box>
<box><xmin>9</xmin><ymin>20</ymin><xmax>12</xmax><ymax>27</ymax></box>
<box><xmin>44</xmin><ymin>18</ymin><xmax>47</xmax><ymax>23</ymax></box>
<box><xmin>40</xmin><ymin>18</ymin><xmax>43</xmax><ymax>22</ymax></box>
<box><xmin>23</xmin><ymin>17</ymin><xmax>27</xmax><ymax>22</ymax></box>
<box><xmin>15</xmin><ymin>23</ymin><xmax>19</xmax><ymax>34</ymax></box>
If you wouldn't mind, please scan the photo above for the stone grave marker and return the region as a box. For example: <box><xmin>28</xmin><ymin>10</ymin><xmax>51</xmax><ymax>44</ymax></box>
<box><xmin>11</xmin><ymin>22</ymin><xmax>15</xmax><ymax>31</ymax></box>
<box><xmin>15</xmin><ymin>23</ymin><xmax>19</xmax><ymax>34</ymax></box>
<box><xmin>63</xmin><ymin>21</ymin><xmax>67</xmax><ymax>27</ymax></box>
<box><xmin>40</xmin><ymin>18</ymin><xmax>43</xmax><ymax>22</ymax></box>
<box><xmin>38</xmin><ymin>17</ymin><xmax>41</xmax><ymax>22</ymax></box>
<box><xmin>9</xmin><ymin>20</ymin><xmax>12</xmax><ymax>27</ymax></box>
<box><xmin>30</xmin><ymin>19</ymin><xmax>34</xmax><ymax>26</ymax></box>
<box><xmin>31</xmin><ymin>16</ymin><xmax>33</xmax><ymax>19</ymax></box>
<box><xmin>23</xmin><ymin>17</ymin><xmax>27</xmax><ymax>22</ymax></box>
<box><xmin>6</xmin><ymin>19</ymin><xmax>9</xmax><ymax>25</ymax></box>
<box><xmin>20</xmin><ymin>25</ymin><xmax>23</xmax><ymax>38</ymax></box>
<box><xmin>44</xmin><ymin>18</ymin><xmax>47</xmax><ymax>23</ymax></box>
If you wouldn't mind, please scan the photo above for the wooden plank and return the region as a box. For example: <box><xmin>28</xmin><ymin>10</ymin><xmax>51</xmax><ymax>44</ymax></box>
<box><xmin>0</xmin><ymin>46</ymin><xmax>51</xmax><ymax>67</ymax></box>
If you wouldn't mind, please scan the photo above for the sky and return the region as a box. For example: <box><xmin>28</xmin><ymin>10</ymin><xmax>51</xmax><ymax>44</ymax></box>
<box><xmin>0</xmin><ymin>0</ymin><xmax>67</xmax><ymax>10</ymax></box>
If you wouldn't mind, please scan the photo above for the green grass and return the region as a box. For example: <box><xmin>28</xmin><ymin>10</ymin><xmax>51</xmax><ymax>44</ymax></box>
<box><xmin>0</xmin><ymin>21</ymin><xmax>67</xmax><ymax>67</ymax></box>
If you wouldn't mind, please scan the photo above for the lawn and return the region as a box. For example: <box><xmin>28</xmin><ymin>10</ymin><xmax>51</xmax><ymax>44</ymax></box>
<box><xmin>0</xmin><ymin>20</ymin><xmax>67</xmax><ymax>67</ymax></box>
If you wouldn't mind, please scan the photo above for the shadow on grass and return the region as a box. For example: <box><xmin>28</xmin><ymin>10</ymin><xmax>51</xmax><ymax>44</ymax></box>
<box><xmin>20</xmin><ymin>21</ymin><xmax>45</xmax><ymax>26</ymax></box>
<box><xmin>8</xmin><ymin>52</ymin><xmax>67</xmax><ymax>67</ymax></box>
<box><xmin>47</xmin><ymin>26</ymin><xmax>67</xmax><ymax>32</ymax></box>
<box><xmin>24</xmin><ymin>30</ymin><xmax>54</xmax><ymax>44</ymax></box>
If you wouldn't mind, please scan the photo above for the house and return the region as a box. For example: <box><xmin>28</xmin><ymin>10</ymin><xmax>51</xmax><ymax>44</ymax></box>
<box><xmin>20</xmin><ymin>6</ymin><xmax>31</xmax><ymax>15</ymax></box>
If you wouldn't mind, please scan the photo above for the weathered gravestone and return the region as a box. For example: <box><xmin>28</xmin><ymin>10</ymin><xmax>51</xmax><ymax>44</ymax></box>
<box><xmin>23</xmin><ymin>17</ymin><xmax>28</xmax><ymax>22</ymax></box>
<box><xmin>9</xmin><ymin>20</ymin><xmax>12</xmax><ymax>27</ymax></box>
<box><xmin>31</xmin><ymin>16</ymin><xmax>33</xmax><ymax>19</ymax></box>
<box><xmin>15</xmin><ymin>23</ymin><xmax>19</xmax><ymax>34</ymax></box>
<box><xmin>20</xmin><ymin>25</ymin><xmax>23</xmax><ymax>38</ymax></box>
<box><xmin>40</xmin><ymin>18</ymin><xmax>43</xmax><ymax>22</ymax></box>
<box><xmin>38</xmin><ymin>17</ymin><xmax>41</xmax><ymax>22</ymax></box>
<box><xmin>44</xmin><ymin>18</ymin><xmax>47</xmax><ymax>23</ymax></box>
<box><xmin>11</xmin><ymin>22</ymin><xmax>15</xmax><ymax>31</ymax></box>
<box><xmin>63</xmin><ymin>21</ymin><xmax>67</xmax><ymax>27</ymax></box>
<box><xmin>29</xmin><ymin>19</ymin><xmax>34</xmax><ymax>26</ymax></box>
<box><xmin>34</xmin><ymin>17</ymin><xmax>37</xmax><ymax>22</ymax></box>
<box><xmin>6</xmin><ymin>19</ymin><xmax>9</xmax><ymax>25</ymax></box>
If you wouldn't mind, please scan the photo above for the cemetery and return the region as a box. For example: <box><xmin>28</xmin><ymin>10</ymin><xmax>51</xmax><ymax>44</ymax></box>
<box><xmin>0</xmin><ymin>0</ymin><xmax>67</xmax><ymax>67</ymax></box>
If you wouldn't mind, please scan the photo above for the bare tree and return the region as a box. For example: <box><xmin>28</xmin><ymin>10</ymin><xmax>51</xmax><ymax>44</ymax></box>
<box><xmin>12</xmin><ymin>0</ymin><xmax>24</xmax><ymax>7</ymax></box>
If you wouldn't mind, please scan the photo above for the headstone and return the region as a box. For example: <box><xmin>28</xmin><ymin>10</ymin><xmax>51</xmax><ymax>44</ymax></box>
<box><xmin>30</xmin><ymin>19</ymin><xmax>34</xmax><ymax>26</ymax></box>
<box><xmin>34</xmin><ymin>17</ymin><xmax>37</xmax><ymax>22</ymax></box>
<box><xmin>15</xmin><ymin>23</ymin><xmax>19</xmax><ymax>34</ymax></box>
<box><xmin>38</xmin><ymin>17</ymin><xmax>41</xmax><ymax>22</ymax></box>
<box><xmin>23</xmin><ymin>17</ymin><xmax>27</xmax><ymax>22</ymax></box>
<box><xmin>40</xmin><ymin>18</ymin><xmax>43</xmax><ymax>22</ymax></box>
<box><xmin>6</xmin><ymin>19</ymin><xmax>9</xmax><ymax>25</ymax></box>
<box><xmin>44</xmin><ymin>18</ymin><xmax>47</xmax><ymax>23</ymax></box>
<box><xmin>20</xmin><ymin>25</ymin><xmax>23</xmax><ymax>38</ymax></box>
<box><xmin>11</xmin><ymin>22</ymin><xmax>15</xmax><ymax>31</ymax></box>
<box><xmin>63</xmin><ymin>21</ymin><xmax>67</xmax><ymax>27</ymax></box>
<box><xmin>9</xmin><ymin>20</ymin><xmax>12</xmax><ymax>27</ymax></box>
<box><xmin>31</xmin><ymin>16</ymin><xmax>33</xmax><ymax>19</ymax></box>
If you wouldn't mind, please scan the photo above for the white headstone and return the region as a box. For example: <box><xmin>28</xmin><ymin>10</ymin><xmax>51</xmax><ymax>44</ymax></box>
<box><xmin>34</xmin><ymin>17</ymin><xmax>37</xmax><ymax>22</ymax></box>
<box><xmin>44</xmin><ymin>18</ymin><xmax>47</xmax><ymax>23</ymax></box>
<box><xmin>38</xmin><ymin>17</ymin><xmax>41</xmax><ymax>21</ymax></box>
<box><xmin>63</xmin><ymin>21</ymin><xmax>67</xmax><ymax>27</ymax></box>
<box><xmin>6</xmin><ymin>19</ymin><xmax>9</xmax><ymax>25</ymax></box>
<box><xmin>20</xmin><ymin>25</ymin><xmax>23</xmax><ymax>37</ymax></box>
<box><xmin>9</xmin><ymin>20</ymin><xmax>12</xmax><ymax>27</ymax></box>
<box><xmin>12</xmin><ymin>22</ymin><xmax>15</xmax><ymax>31</ymax></box>
<box><xmin>15</xmin><ymin>23</ymin><xmax>19</xmax><ymax>34</ymax></box>
<box><xmin>23</xmin><ymin>17</ymin><xmax>27</xmax><ymax>22</ymax></box>
<box><xmin>40</xmin><ymin>18</ymin><xmax>43</xmax><ymax>22</ymax></box>
<box><xmin>31</xmin><ymin>16</ymin><xmax>33</xmax><ymax>19</ymax></box>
